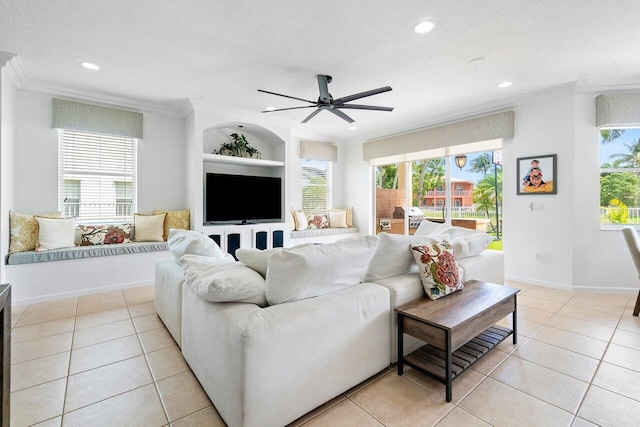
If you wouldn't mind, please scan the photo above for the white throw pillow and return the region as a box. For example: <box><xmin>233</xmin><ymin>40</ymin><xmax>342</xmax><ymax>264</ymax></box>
<box><xmin>436</xmin><ymin>225</ymin><xmax>481</xmax><ymax>239</ymax></box>
<box><xmin>180</xmin><ymin>254</ymin><xmax>267</xmax><ymax>306</ymax></box>
<box><xmin>266</xmin><ymin>235</ymin><xmax>379</xmax><ymax>305</ymax></box>
<box><xmin>292</xmin><ymin>210</ymin><xmax>308</xmax><ymax>231</ymax></box>
<box><xmin>134</xmin><ymin>213</ymin><xmax>166</xmax><ymax>242</ymax></box>
<box><xmin>236</xmin><ymin>243</ymin><xmax>314</xmax><ymax>278</ymax></box>
<box><xmin>413</xmin><ymin>220</ymin><xmax>448</xmax><ymax>236</ymax></box>
<box><xmin>34</xmin><ymin>216</ymin><xmax>76</xmax><ymax>251</ymax></box>
<box><xmin>167</xmin><ymin>229</ymin><xmax>234</xmax><ymax>263</ymax></box>
<box><xmin>365</xmin><ymin>232</ymin><xmax>449</xmax><ymax>282</ymax></box>
<box><xmin>328</xmin><ymin>209</ymin><xmax>348</xmax><ymax>228</ymax></box>
<box><xmin>450</xmin><ymin>233</ymin><xmax>494</xmax><ymax>259</ymax></box>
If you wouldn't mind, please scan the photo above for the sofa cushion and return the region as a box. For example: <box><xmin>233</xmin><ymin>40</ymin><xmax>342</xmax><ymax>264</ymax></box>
<box><xmin>181</xmin><ymin>254</ymin><xmax>267</xmax><ymax>306</ymax></box>
<box><xmin>167</xmin><ymin>229</ymin><xmax>233</xmax><ymax>263</ymax></box>
<box><xmin>365</xmin><ymin>232</ymin><xmax>448</xmax><ymax>282</ymax></box>
<box><xmin>450</xmin><ymin>233</ymin><xmax>494</xmax><ymax>259</ymax></box>
<box><xmin>266</xmin><ymin>235</ymin><xmax>378</xmax><ymax>305</ymax></box>
<box><xmin>236</xmin><ymin>243</ymin><xmax>313</xmax><ymax>278</ymax></box>
<box><xmin>411</xmin><ymin>240</ymin><xmax>463</xmax><ymax>300</ymax></box>
<box><xmin>413</xmin><ymin>220</ymin><xmax>447</xmax><ymax>236</ymax></box>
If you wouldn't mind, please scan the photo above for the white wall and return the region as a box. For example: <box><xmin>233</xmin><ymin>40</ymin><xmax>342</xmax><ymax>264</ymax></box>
<box><xmin>13</xmin><ymin>90</ymin><xmax>186</xmax><ymax>215</ymax></box>
<box><xmin>0</xmin><ymin>59</ymin><xmax>17</xmax><ymax>282</ymax></box>
<box><xmin>502</xmin><ymin>92</ymin><xmax>576</xmax><ymax>290</ymax></box>
<box><xmin>345</xmin><ymin>87</ymin><xmax>640</xmax><ymax>293</ymax></box>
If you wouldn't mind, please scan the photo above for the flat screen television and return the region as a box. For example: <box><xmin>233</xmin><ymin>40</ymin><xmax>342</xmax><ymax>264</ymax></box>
<box><xmin>205</xmin><ymin>173</ymin><xmax>282</xmax><ymax>224</ymax></box>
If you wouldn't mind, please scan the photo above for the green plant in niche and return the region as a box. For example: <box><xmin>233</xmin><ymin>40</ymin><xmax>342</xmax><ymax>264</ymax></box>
<box><xmin>213</xmin><ymin>133</ymin><xmax>261</xmax><ymax>159</ymax></box>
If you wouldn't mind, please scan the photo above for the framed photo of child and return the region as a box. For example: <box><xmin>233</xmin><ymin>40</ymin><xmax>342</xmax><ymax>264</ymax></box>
<box><xmin>517</xmin><ymin>154</ymin><xmax>557</xmax><ymax>195</ymax></box>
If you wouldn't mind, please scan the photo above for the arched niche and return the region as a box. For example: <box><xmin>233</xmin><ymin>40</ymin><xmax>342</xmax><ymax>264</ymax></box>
<box><xmin>203</xmin><ymin>122</ymin><xmax>286</xmax><ymax>162</ymax></box>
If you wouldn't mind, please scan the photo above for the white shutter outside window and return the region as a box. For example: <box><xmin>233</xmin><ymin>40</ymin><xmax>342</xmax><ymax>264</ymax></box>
<box><xmin>58</xmin><ymin>130</ymin><xmax>137</xmax><ymax>223</ymax></box>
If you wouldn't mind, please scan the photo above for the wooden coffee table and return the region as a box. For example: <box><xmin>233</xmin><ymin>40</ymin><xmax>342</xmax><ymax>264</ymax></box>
<box><xmin>396</xmin><ymin>280</ymin><xmax>519</xmax><ymax>402</ymax></box>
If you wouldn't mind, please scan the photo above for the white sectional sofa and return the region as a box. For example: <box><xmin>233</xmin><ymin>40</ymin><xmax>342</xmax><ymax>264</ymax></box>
<box><xmin>155</xmin><ymin>223</ymin><xmax>504</xmax><ymax>427</ymax></box>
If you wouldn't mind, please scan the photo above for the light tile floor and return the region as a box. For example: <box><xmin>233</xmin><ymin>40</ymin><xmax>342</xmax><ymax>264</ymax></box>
<box><xmin>9</xmin><ymin>281</ymin><xmax>640</xmax><ymax>426</ymax></box>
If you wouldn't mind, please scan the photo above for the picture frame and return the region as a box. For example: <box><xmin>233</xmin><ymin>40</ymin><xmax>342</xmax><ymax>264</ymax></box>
<box><xmin>517</xmin><ymin>154</ymin><xmax>557</xmax><ymax>195</ymax></box>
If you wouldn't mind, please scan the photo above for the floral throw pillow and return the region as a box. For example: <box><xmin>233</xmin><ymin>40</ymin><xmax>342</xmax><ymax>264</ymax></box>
<box><xmin>307</xmin><ymin>214</ymin><xmax>329</xmax><ymax>229</ymax></box>
<box><xmin>79</xmin><ymin>224</ymin><xmax>132</xmax><ymax>246</ymax></box>
<box><xmin>411</xmin><ymin>241</ymin><xmax>463</xmax><ymax>300</ymax></box>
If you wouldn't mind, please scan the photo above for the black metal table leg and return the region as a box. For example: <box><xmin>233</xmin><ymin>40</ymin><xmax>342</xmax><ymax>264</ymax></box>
<box><xmin>445</xmin><ymin>330</ymin><xmax>452</xmax><ymax>402</ymax></box>
<box><xmin>397</xmin><ymin>314</ymin><xmax>404</xmax><ymax>375</ymax></box>
<box><xmin>513</xmin><ymin>295</ymin><xmax>518</xmax><ymax>344</ymax></box>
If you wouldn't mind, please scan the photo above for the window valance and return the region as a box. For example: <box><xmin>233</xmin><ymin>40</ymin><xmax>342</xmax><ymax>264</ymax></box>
<box><xmin>362</xmin><ymin>110</ymin><xmax>514</xmax><ymax>162</ymax></box>
<box><xmin>52</xmin><ymin>98</ymin><xmax>143</xmax><ymax>139</ymax></box>
<box><xmin>300</xmin><ymin>140</ymin><xmax>337</xmax><ymax>162</ymax></box>
<box><xmin>596</xmin><ymin>93</ymin><xmax>640</xmax><ymax>128</ymax></box>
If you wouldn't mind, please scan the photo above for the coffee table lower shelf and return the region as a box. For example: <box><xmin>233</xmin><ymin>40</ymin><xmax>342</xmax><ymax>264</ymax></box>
<box><xmin>404</xmin><ymin>325</ymin><xmax>512</xmax><ymax>384</ymax></box>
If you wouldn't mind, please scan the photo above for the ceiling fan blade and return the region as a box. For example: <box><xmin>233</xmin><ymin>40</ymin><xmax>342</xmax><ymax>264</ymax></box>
<box><xmin>328</xmin><ymin>107</ymin><xmax>355</xmax><ymax>123</ymax></box>
<box><xmin>333</xmin><ymin>86</ymin><xmax>392</xmax><ymax>104</ymax></box>
<box><xmin>261</xmin><ymin>106</ymin><xmax>317</xmax><ymax>113</ymax></box>
<box><xmin>336</xmin><ymin>104</ymin><xmax>394</xmax><ymax>111</ymax></box>
<box><xmin>301</xmin><ymin>108</ymin><xmax>324</xmax><ymax>123</ymax></box>
<box><xmin>257</xmin><ymin>89</ymin><xmax>316</xmax><ymax>104</ymax></box>
<box><xmin>317</xmin><ymin>75</ymin><xmax>331</xmax><ymax>104</ymax></box>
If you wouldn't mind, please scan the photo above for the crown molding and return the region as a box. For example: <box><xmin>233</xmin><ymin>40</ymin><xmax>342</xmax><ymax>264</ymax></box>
<box><xmin>0</xmin><ymin>53</ymin><xmax>26</xmax><ymax>87</ymax></box>
<box><xmin>18</xmin><ymin>79</ymin><xmax>184</xmax><ymax>117</ymax></box>
<box><xmin>576</xmin><ymin>78</ymin><xmax>640</xmax><ymax>94</ymax></box>
<box><xmin>187</xmin><ymin>98</ymin><xmax>300</xmax><ymax>128</ymax></box>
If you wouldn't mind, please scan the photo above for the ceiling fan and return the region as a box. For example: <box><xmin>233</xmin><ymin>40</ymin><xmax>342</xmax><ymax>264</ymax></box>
<box><xmin>258</xmin><ymin>75</ymin><xmax>393</xmax><ymax>124</ymax></box>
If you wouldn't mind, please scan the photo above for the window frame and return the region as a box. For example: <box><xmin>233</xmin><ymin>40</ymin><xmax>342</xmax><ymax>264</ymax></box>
<box><xmin>58</xmin><ymin>129</ymin><xmax>138</xmax><ymax>224</ymax></box>
<box><xmin>301</xmin><ymin>158</ymin><xmax>332</xmax><ymax>215</ymax></box>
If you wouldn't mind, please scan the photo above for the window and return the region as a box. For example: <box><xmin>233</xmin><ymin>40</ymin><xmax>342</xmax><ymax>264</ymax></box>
<box><xmin>59</xmin><ymin>130</ymin><xmax>137</xmax><ymax>223</ymax></box>
<box><xmin>302</xmin><ymin>159</ymin><xmax>331</xmax><ymax>214</ymax></box>
<box><xmin>600</xmin><ymin>128</ymin><xmax>640</xmax><ymax>226</ymax></box>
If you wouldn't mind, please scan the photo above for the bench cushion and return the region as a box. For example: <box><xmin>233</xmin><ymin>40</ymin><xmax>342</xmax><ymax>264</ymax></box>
<box><xmin>7</xmin><ymin>241</ymin><xmax>169</xmax><ymax>265</ymax></box>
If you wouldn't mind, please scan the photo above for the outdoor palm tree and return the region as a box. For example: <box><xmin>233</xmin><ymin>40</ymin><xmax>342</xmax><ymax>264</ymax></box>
<box><xmin>611</xmin><ymin>138</ymin><xmax>640</xmax><ymax>168</ymax></box>
<box><xmin>469</xmin><ymin>153</ymin><xmax>492</xmax><ymax>178</ymax></box>
<box><xmin>601</xmin><ymin>129</ymin><xmax>625</xmax><ymax>144</ymax></box>
<box><xmin>473</xmin><ymin>169</ymin><xmax>502</xmax><ymax>233</ymax></box>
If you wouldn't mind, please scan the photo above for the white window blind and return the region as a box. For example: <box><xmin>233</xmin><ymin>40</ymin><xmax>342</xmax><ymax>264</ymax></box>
<box><xmin>302</xmin><ymin>159</ymin><xmax>331</xmax><ymax>214</ymax></box>
<box><xmin>59</xmin><ymin>130</ymin><xmax>137</xmax><ymax>223</ymax></box>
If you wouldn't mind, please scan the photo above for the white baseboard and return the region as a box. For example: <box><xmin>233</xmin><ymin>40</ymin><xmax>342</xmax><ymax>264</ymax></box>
<box><xmin>506</xmin><ymin>274</ymin><xmax>639</xmax><ymax>294</ymax></box>
<box><xmin>12</xmin><ymin>279</ymin><xmax>153</xmax><ymax>306</ymax></box>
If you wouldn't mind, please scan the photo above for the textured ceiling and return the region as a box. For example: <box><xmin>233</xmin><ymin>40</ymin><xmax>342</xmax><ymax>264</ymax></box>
<box><xmin>2</xmin><ymin>1</ymin><xmax>640</xmax><ymax>142</ymax></box>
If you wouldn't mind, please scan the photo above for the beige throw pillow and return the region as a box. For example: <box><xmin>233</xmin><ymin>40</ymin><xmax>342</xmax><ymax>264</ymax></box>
<box><xmin>10</xmin><ymin>211</ymin><xmax>62</xmax><ymax>253</ymax></box>
<box><xmin>328</xmin><ymin>208</ymin><xmax>353</xmax><ymax>227</ymax></box>
<box><xmin>153</xmin><ymin>209</ymin><xmax>190</xmax><ymax>241</ymax></box>
<box><xmin>34</xmin><ymin>216</ymin><xmax>76</xmax><ymax>251</ymax></box>
<box><xmin>292</xmin><ymin>210</ymin><xmax>308</xmax><ymax>231</ymax></box>
<box><xmin>134</xmin><ymin>213</ymin><xmax>166</xmax><ymax>242</ymax></box>
<box><xmin>327</xmin><ymin>209</ymin><xmax>348</xmax><ymax>228</ymax></box>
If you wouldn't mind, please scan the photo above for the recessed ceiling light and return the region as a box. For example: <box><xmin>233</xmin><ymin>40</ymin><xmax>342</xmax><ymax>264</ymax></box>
<box><xmin>349</xmin><ymin>126</ymin><xmax>357</xmax><ymax>130</ymax></box>
<box><xmin>469</xmin><ymin>57</ymin><xmax>486</xmax><ymax>66</ymax></box>
<box><xmin>414</xmin><ymin>20</ymin><xmax>435</xmax><ymax>34</ymax></box>
<box><xmin>81</xmin><ymin>62</ymin><xmax>100</xmax><ymax>70</ymax></box>
<box><xmin>264</xmin><ymin>106</ymin><xmax>275</xmax><ymax>111</ymax></box>
<box><xmin>497</xmin><ymin>81</ymin><xmax>512</xmax><ymax>88</ymax></box>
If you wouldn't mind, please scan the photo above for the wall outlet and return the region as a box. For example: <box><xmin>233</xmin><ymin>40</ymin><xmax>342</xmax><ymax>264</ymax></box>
<box><xmin>534</xmin><ymin>252</ymin><xmax>541</xmax><ymax>261</ymax></box>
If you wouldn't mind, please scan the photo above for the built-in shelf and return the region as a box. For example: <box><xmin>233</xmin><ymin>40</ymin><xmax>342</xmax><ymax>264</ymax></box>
<box><xmin>202</xmin><ymin>153</ymin><xmax>284</xmax><ymax>167</ymax></box>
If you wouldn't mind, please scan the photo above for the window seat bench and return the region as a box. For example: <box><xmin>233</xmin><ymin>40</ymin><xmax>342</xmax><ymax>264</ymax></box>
<box><xmin>290</xmin><ymin>227</ymin><xmax>359</xmax><ymax>244</ymax></box>
<box><xmin>5</xmin><ymin>242</ymin><xmax>171</xmax><ymax>305</ymax></box>
<box><xmin>6</xmin><ymin>242</ymin><xmax>169</xmax><ymax>265</ymax></box>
